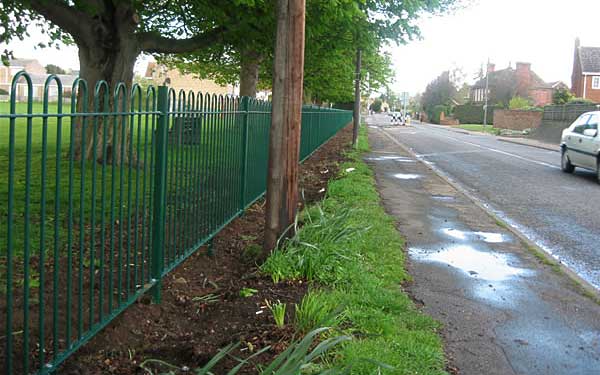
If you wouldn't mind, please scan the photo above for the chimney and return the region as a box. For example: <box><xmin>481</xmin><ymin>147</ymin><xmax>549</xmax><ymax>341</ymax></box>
<box><xmin>487</xmin><ymin>63</ymin><xmax>495</xmax><ymax>73</ymax></box>
<box><xmin>575</xmin><ymin>37</ymin><xmax>581</xmax><ymax>50</ymax></box>
<box><xmin>516</xmin><ymin>62</ymin><xmax>532</xmax><ymax>97</ymax></box>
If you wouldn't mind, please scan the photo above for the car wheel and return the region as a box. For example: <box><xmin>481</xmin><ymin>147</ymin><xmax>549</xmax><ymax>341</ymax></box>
<box><xmin>561</xmin><ymin>149</ymin><xmax>575</xmax><ymax>173</ymax></box>
<box><xmin>596</xmin><ymin>158</ymin><xmax>600</xmax><ymax>185</ymax></box>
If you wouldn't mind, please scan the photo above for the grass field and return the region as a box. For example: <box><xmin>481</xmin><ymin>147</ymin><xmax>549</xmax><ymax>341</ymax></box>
<box><xmin>0</xmin><ymin>101</ymin><xmax>242</xmax><ymax>261</ymax></box>
<box><xmin>458</xmin><ymin>124</ymin><xmax>501</xmax><ymax>135</ymax></box>
<box><xmin>261</xmin><ymin>126</ymin><xmax>447</xmax><ymax>374</ymax></box>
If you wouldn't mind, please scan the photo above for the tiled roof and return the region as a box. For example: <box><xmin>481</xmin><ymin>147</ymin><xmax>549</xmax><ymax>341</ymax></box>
<box><xmin>579</xmin><ymin>46</ymin><xmax>600</xmax><ymax>73</ymax></box>
<box><xmin>471</xmin><ymin>66</ymin><xmax>550</xmax><ymax>89</ymax></box>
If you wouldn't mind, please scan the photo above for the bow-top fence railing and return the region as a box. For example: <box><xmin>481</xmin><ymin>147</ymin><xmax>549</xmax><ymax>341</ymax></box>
<box><xmin>0</xmin><ymin>72</ymin><xmax>352</xmax><ymax>374</ymax></box>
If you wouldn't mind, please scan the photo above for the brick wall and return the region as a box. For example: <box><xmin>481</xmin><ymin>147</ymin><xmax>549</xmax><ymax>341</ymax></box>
<box><xmin>529</xmin><ymin>88</ymin><xmax>553</xmax><ymax>106</ymax></box>
<box><xmin>582</xmin><ymin>75</ymin><xmax>600</xmax><ymax>103</ymax></box>
<box><xmin>493</xmin><ymin>109</ymin><xmax>542</xmax><ymax>130</ymax></box>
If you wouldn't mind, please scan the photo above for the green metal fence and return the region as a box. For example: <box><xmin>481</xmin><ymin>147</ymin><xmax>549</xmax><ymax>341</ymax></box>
<box><xmin>0</xmin><ymin>72</ymin><xmax>352</xmax><ymax>374</ymax></box>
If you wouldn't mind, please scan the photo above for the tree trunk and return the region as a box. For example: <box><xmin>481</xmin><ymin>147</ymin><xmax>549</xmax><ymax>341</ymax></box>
<box><xmin>71</xmin><ymin>4</ymin><xmax>140</xmax><ymax>165</ymax></box>
<box><xmin>263</xmin><ymin>0</ymin><xmax>306</xmax><ymax>251</ymax></box>
<box><xmin>239</xmin><ymin>50</ymin><xmax>262</xmax><ymax>97</ymax></box>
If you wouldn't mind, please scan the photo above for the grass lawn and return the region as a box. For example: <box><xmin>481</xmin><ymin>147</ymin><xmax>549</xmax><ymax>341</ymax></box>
<box><xmin>0</xmin><ymin>100</ymin><xmax>241</xmax><ymax>262</ymax></box>
<box><xmin>261</xmin><ymin>125</ymin><xmax>447</xmax><ymax>374</ymax></box>
<box><xmin>458</xmin><ymin>124</ymin><xmax>500</xmax><ymax>135</ymax></box>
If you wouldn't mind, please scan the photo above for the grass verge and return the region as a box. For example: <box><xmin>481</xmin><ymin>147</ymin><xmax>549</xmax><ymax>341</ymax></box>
<box><xmin>458</xmin><ymin>124</ymin><xmax>500</xmax><ymax>135</ymax></box>
<box><xmin>262</xmin><ymin>125</ymin><xmax>446</xmax><ymax>374</ymax></box>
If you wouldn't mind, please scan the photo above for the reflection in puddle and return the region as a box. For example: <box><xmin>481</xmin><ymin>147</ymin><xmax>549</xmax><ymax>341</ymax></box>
<box><xmin>475</xmin><ymin>232</ymin><xmax>504</xmax><ymax>243</ymax></box>
<box><xmin>410</xmin><ymin>245</ymin><xmax>528</xmax><ymax>281</ymax></box>
<box><xmin>393</xmin><ymin>173</ymin><xmax>421</xmax><ymax>180</ymax></box>
<box><xmin>441</xmin><ymin>228</ymin><xmax>506</xmax><ymax>243</ymax></box>
<box><xmin>365</xmin><ymin>155</ymin><xmax>415</xmax><ymax>162</ymax></box>
<box><xmin>579</xmin><ymin>331</ymin><xmax>600</xmax><ymax>348</ymax></box>
<box><xmin>432</xmin><ymin>195</ymin><xmax>455</xmax><ymax>202</ymax></box>
<box><xmin>442</xmin><ymin>228</ymin><xmax>467</xmax><ymax>240</ymax></box>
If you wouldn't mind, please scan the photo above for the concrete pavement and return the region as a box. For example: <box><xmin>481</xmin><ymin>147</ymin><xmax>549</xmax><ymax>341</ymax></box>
<box><xmin>365</xmin><ymin>116</ymin><xmax>600</xmax><ymax>374</ymax></box>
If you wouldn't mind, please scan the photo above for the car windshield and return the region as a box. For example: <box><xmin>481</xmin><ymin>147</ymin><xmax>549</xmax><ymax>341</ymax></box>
<box><xmin>573</xmin><ymin>114</ymin><xmax>591</xmax><ymax>127</ymax></box>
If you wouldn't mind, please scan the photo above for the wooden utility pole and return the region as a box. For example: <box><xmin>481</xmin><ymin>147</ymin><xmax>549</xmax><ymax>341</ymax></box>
<box><xmin>264</xmin><ymin>0</ymin><xmax>306</xmax><ymax>251</ymax></box>
<box><xmin>352</xmin><ymin>48</ymin><xmax>362</xmax><ymax>147</ymax></box>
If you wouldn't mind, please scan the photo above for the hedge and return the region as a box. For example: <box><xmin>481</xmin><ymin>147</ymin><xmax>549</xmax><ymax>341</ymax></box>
<box><xmin>453</xmin><ymin>104</ymin><xmax>501</xmax><ymax>124</ymax></box>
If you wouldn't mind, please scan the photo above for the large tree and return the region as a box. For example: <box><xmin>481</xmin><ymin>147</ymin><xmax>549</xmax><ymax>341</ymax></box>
<box><xmin>163</xmin><ymin>0</ymin><xmax>453</xmax><ymax>102</ymax></box>
<box><xmin>421</xmin><ymin>71</ymin><xmax>457</xmax><ymax>116</ymax></box>
<box><xmin>0</xmin><ymin>0</ymin><xmax>235</xmax><ymax>163</ymax></box>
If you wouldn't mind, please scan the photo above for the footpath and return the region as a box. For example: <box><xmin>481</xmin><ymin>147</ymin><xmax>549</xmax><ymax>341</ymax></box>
<box><xmin>365</xmin><ymin>121</ymin><xmax>600</xmax><ymax>375</ymax></box>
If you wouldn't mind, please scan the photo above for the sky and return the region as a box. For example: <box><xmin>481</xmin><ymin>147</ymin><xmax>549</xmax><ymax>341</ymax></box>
<box><xmin>3</xmin><ymin>0</ymin><xmax>600</xmax><ymax>96</ymax></box>
<box><xmin>389</xmin><ymin>0</ymin><xmax>600</xmax><ymax>95</ymax></box>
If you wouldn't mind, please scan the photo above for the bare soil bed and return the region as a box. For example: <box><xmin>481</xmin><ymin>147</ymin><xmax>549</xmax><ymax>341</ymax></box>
<box><xmin>58</xmin><ymin>125</ymin><xmax>352</xmax><ymax>374</ymax></box>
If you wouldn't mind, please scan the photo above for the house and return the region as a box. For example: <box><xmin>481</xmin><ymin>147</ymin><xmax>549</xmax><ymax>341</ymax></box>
<box><xmin>571</xmin><ymin>38</ymin><xmax>600</xmax><ymax>103</ymax></box>
<box><xmin>470</xmin><ymin>62</ymin><xmax>559</xmax><ymax>107</ymax></box>
<box><xmin>144</xmin><ymin>62</ymin><xmax>238</xmax><ymax>97</ymax></box>
<box><xmin>0</xmin><ymin>58</ymin><xmax>77</xmax><ymax>102</ymax></box>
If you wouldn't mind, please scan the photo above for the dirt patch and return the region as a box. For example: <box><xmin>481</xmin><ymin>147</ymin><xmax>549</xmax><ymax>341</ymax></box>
<box><xmin>56</xmin><ymin>124</ymin><xmax>352</xmax><ymax>374</ymax></box>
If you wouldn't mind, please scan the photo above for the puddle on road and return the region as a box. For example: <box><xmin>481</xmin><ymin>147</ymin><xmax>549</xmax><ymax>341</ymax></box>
<box><xmin>432</xmin><ymin>195</ymin><xmax>456</xmax><ymax>202</ymax></box>
<box><xmin>365</xmin><ymin>155</ymin><xmax>415</xmax><ymax>162</ymax></box>
<box><xmin>475</xmin><ymin>231</ymin><xmax>504</xmax><ymax>243</ymax></box>
<box><xmin>579</xmin><ymin>331</ymin><xmax>600</xmax><ymax>349</ymax></box>
<box><xmin>441</xmin><ymin>228</ymin><xmax>506</xmax><ymax>243</ymax></box>
<box><xmin>393</xmin><ymin>173</ymin><xmax>421</xmax><ymax>180</ymax></box>
<box><xmin>410</xmin><ymin>245</ymin><xmax>528</xmax><ymax>281</ymax></box>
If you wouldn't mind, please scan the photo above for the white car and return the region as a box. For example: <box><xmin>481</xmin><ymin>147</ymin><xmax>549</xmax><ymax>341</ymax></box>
<box><xmin>560</xmin><ymin>111</ymin><xmax>600</xmax><ymax>183</ymax></box>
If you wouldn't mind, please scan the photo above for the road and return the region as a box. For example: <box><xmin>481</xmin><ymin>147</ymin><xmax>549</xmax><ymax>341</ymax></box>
<box><xmin>367</xmin><ymin>114</ymin><xmax>600</xmax><ymax>290</ymax></box>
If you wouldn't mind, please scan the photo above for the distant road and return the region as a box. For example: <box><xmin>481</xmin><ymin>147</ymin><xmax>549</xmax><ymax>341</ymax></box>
<box><xmin>370</xmin><ymin>115</ymin><xmax>600</xmax><ymax>289</ymax></box>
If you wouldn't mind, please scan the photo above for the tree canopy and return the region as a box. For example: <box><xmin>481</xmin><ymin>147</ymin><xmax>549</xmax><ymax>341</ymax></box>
<box><xmin>421</xmin><ymin>71</ymin><xmax>457</xmax><ymax>116</ymax></box>
<box><xmin>162</xmin><ymin>0</ymin><xmax>458</xmax><ymax>101</ymax></box>
<box><xmin>45</xmin><ymin>64</ymin><xmax>66</xmax><ymax>75</ymax></box>
<box><xmin>1</xmin><ymin>0</ymin><xmax>460</xmax><ymax>102</ymax></box>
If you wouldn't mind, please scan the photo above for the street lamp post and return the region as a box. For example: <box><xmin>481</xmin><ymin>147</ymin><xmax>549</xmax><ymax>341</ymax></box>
<box><xmin>483</xmin><ymin>58</ymin><xmax>490</xmax><ymax>127</ymax></box>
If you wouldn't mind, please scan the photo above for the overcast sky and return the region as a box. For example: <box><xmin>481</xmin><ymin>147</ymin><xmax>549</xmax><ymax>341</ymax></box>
<box><xmin>3</xmin><ymin>0</ymin><xmax>600</xmax><ymax>96</ymax></box>
<box><xmin>389</xmin><ymin>0</ymin><xmax>600</xmax><ymax>95</ymax></box>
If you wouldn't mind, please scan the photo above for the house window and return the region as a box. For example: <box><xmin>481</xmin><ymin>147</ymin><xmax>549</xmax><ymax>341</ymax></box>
<box><xmin>592</xmin><ymin>76</ymin><xmax>600</xmax><ymax>90</ymax></box>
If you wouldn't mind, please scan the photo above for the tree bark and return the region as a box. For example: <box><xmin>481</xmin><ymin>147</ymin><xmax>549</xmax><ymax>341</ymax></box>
<box><xmin>239</xmin><ymin>50</ymin><xmax>261</xmax><ymax>97</ymax></box>
<box><xmin>264</xmin><ymin>0</ymin><xmax>306</xmax><ymax>251</ymax></box>
<box><xmin>71</xmin><ymin>3</ymin><xmax>140</xmax><ymax>165</ymax></box>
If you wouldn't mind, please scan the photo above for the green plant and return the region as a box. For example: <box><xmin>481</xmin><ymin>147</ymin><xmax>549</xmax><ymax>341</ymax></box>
<box><xmin>552</xmin><ymin>87</ymin><xmax>574</xmax><ymax>104</ymax></box>
<box><xmin>370</xmin><ymin>98</ymin><xmax>383</xmax><ymax>113</ymax></box>
<box><xmin>509</xmin><ymin>96</ymin><xmax>531</xmax><ymax>110</ymax></box>
<box><xmin>265</xmin><ymin>300</ymin><xmax>287</xmax><ymax>328</ymax></box>
<box><xmin>258</xmin><ymin>327</ymin><xmax>351</xmax><ymax>374</ymax></box>
<box><xmin>294</xmin><ymin>291</ymin><xmax>343</xmax><ymax>333</ymax></box>
<box><xmin>568</xmin><ymin>97</ymin><xmax>594</xmax><ymax>105</ymax></box>
<box><xmin>261</xmin><ymin>205</ymin><xmax>369</xmax><ymax>284</ymax></box>
<box><xmin>139</xmin><ymin>328</ymin><xmax>350</xmax><ymax>374</ymax></box>
<box><xmin>239</xmin><ymin>288</ymin><xmax>258</xmax><ymax>298</ymax></box>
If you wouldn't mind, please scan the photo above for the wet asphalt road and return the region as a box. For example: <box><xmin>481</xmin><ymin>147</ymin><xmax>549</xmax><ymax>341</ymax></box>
<box><xmin>366</xmin><ymin>121</ymin><xmax>600</xmax><ymax>374</ymax></box>
<box><xmin>368</xmin><ymin>114</ymin><xmax>600</xmax><ymax>290</ymax></box>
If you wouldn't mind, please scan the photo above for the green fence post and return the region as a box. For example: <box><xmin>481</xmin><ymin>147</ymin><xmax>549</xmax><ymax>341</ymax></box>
<box><xmin>239</xmin><ymin>96</ymin><xmax>250</xmax><ymax>214</ymax></box>
<box><xmin>151</xmin><ymin>86</ymin><xmax>168</xmax><ymax>303</ymax></box>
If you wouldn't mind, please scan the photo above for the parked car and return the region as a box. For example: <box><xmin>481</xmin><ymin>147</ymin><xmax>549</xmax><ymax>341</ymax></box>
<box><xmin>560</xmin><ymin>111</ymin><xmax>600</xmax><ymax>183</ymax></box>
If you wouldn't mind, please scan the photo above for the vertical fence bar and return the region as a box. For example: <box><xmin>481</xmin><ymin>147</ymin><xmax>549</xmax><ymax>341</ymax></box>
<box><xmin>239</xmin><ymin>97</ymin><xmax>250</xmax><ymax>212</ymax></box>
<box><xmin>151</xmin><ymin>86</ymin><xmax>169</xmax><ymax>302</ymax></box>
